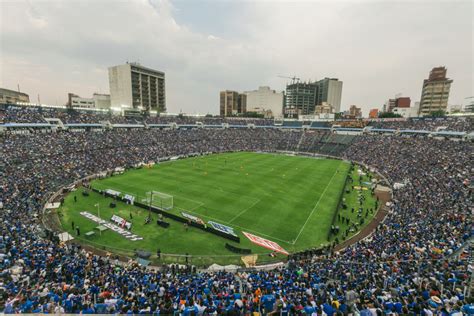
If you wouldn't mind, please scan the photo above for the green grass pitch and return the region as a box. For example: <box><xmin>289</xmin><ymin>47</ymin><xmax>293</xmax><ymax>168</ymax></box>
<box><xmin>59</xmin><ymin>152</ymin><xmax>376</xmax><ymax>266</ymax></box>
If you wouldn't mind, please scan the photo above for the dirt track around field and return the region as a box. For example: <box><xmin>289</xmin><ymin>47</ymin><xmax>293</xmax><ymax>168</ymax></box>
<box><xmin>334</xmin><ymin>206</ymin><xmax>388</xmax><ymax>252</ymax></box>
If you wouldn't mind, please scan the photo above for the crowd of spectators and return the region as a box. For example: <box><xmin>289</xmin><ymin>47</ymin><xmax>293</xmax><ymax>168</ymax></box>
<box><xmin>2</xmin><ymin>104</ymin><xmax>474</xmax><ymax>132</ymax></box>
<box><xmin>0</xmin><ymin>105</ymin><xmax>47</xmax><ymax>124</ymax></box>
<box><xmin>367</xmin><ymin>117</ymin><xmax>473</xmax><ymax>132</ymax></box>
<box><xmin>0</xmin><ymin>122</ymin><xmax>473</xmax><ymax>314</ymax></box>
<box><xmin>144</xmin><ymin>116</ymin><xmax>273</xmax><ymax>126</ymax></box>
<box><xmin>0</xmin><ymin>105</ymin><xmax>274</xmax><ymax>126</ymax></box>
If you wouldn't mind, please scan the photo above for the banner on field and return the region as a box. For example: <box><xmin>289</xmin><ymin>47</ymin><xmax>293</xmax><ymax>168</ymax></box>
<box><xmin>208</xmin><ymin>221</ymin><xmax>237</xmax><ymax>237</ymax></box>
<box><xmin>105</xmin><ymin>189</ymin><xmax>121</xmax><ymax>197</ymax></box>
<box><xmin>80</xmin><ymin>212</ymin><xmax>142</xmax><ymax>241</ymax></box>
<box><xmin>181</xmin><ymin>212</ymin><xmax>205</xmax><ymax>225</ymax></box>
<box><xmin>111</xmin><ymin>214</ymin><xmax>132</xmax><ymax>230</ymax></box>
<box><xmin>242</xmin><ymin>232</ymin><xmax>289</xmax><ymax>255</ymax></box>
<box><xmin>123</xmin><ymin>194</ymin><xmax>135</xmax><ymax>205</ymax></box>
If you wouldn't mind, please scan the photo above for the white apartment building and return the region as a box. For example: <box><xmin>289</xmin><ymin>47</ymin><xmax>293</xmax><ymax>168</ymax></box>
<box><xmin>70</xmin><ymin>93</ymin><xmax>111</xmax><ymax>109</ymax></box>
<box><xmin>316</xmin><ymin>78</ymin><xmax>343</xmax><ymax>113</ymax></box>
<box><xmin>392</xmin><ymin>107</ymin><xmax>418</xmax><ymax>118</ymax></box>
<box><xmin>108</xmin><ymin>62</ymin><xmax>166</xmax><ymax>112</ymax></box>
<box><xmin>244</xmin><ymin>86</ymin><xmax>284</xmax><ymax>118</ymax></box>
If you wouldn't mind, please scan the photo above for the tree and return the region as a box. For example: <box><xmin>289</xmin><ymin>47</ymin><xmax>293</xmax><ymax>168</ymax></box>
<box><xmin>429</xmin><ymin>110</ymin><xmax>446</xmax><ymax>117</ymax></box>
<box><xmin>378</xmin><ymin>112</ymin><xmax>403</xmax><ymax>118</ymax></box>
<box><xmin>240</xmin><ymin>112</ymin><xmax>264</xmax><ymax>118</ymax></box>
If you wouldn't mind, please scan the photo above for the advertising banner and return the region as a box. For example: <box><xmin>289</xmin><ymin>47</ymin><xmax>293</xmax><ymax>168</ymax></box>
<box><xmin>242</xmin><ymin>232</ymin><xmax>289</xmax><ymax>255</ymax></box>
<box><xmin>181</xmin><ymin>212</ymin><xmax>205</xmax><ymax>225</ymax></box>
<box><xmin>208</xmin><ymin>221</ymin><xmax>237</xmax><ymax>237</ymax></box>
<box><xmin>111</xmin><ymin>214</ymin><xmax>132</xmax><ymax>230</ymax></box>
<box><xmin>80</xmin><ymin>212</ymin><xmax>142</xmax><ymax>241</ymax></box>
<box><xmin>123</xmin><ymin>194</ymin><xmax>135</xmax><ymax>205</ymax></box>
<box><xmin>105</xmin><ymin>189</ymin><xmax>121</xmax><ymax>197</ymax></box>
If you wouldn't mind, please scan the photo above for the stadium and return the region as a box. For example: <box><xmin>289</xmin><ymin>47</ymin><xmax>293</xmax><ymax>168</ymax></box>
<box><xmin>1</xmin><ymin>104</ymin><xmax>473</xmax><ymax>314</ymax></box>
<box><xmin>1</xmin><ymin>0</ymin><xmax>473</xmax><ymax>313</ymax></box>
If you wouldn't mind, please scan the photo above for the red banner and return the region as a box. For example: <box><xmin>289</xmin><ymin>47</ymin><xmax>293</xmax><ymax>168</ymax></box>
<box><xmin>243</xmin><ymin>232</ymin><xmax>289</xmax><ymax>255</ymax></box>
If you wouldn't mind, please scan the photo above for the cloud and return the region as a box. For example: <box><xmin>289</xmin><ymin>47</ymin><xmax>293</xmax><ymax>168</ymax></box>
<box><xmin>0</xmin><ymin>0</ymin><xmax>472</xmax><ymax>114</ymax></box>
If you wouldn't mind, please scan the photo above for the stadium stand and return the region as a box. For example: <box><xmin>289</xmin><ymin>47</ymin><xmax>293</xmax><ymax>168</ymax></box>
<box><xmin>0</xmin><ymin>104</ymin><xmax>276</xmax><ymax>126</ymax></box>
<box><xmin>309</xmin><ymin>121</ymin><xmax>331</xmax><ymax>128</ymax></box>
<box><xmin>282</xmin><ymin>120</ymin><xmax>303</xmax><ymax>127</ymax></box>
<box><xmin>0</xmin><ymin>109</ymin><xmax>473</xmax><ymax>314</ymax></box>
<box><xmin>367</xmin><ymin>117</ymin><xmax>473</xmax><ymax>132</ymax></box>
<box><xmin>0</xmin><ymin>105</ymin><xmax>47</xmax><ymax>123</ymax></box>
<box><xmin>297</xmin><ymin>131</ymin><xmax>356</xmax><ymax>156</ymax></box>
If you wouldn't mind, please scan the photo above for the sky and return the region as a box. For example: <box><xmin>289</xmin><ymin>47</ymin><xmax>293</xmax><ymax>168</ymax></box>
<box><xmin>0</xmin><ymin>0</ymin><xmax>472</xmax><ymax>116</ymax></box>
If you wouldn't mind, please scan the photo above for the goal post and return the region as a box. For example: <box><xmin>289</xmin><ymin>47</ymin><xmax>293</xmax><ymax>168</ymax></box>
<box><xmin>143</xmin><ymin>191</ymin><xmax>174</xmax><ymax>210</ymax></box>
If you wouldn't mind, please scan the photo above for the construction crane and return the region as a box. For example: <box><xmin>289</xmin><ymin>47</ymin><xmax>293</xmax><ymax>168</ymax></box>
<box><xmin>277</xmin><ymin>75</ymin><xmax>301</xmax><ymax>84</ymax></box>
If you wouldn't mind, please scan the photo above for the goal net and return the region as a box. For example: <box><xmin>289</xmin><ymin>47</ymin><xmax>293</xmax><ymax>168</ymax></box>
<box><xmin>142</xmin><ymin>191</ymin><xmax>174</xmax><ymax>210</ymax></box>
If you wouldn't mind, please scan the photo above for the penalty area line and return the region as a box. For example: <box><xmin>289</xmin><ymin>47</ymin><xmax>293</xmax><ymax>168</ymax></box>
<box><xmin>227</xmin><ymin>198</ymin><xmax>261</xmax><ymax>224</ymax></box>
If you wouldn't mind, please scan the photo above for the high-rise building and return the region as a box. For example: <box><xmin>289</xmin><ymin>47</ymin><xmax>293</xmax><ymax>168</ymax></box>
<box><xmin>244</xmin><ymin>86</ymin><xmax>284</xmax><ymax>118</ymax></box>
<box><xmin>237</xmin><ymin>93</ymin><xmax>246</xmax><ymax>114</ymax></box>
<box><xmin>316</xmin><ymin>78</ymin><xmax>343</xmax><ymax>113</ymax></box>
<box><xmin>67</xmin><ymin>93</ymin><xmax>80</xmax><ymax>108</ymax></box>
<box><xmin>0</xmin><ymin>88</ymin><xmax>30</xmax><ymax>104</ymax></box>
<box><xmin>348</xmin><ymin>105</ymin><xmax>362</xmax><ymax>118</ymax></box>
<box><xmin>220</xmin><ymin>90</ymin><xmax>247</xmax><ymax>116</ymax></box>
<box><xmin>284</xmin><ymin>82</ymin><xmax>318</xmax><ymax>117</ymax></box>
<box><xmin>108</xmin><ymin>62</ymin><xmax>166</xmax><ymax>112</ymax></box>
<box><xmin>418</xmin><ymin>66</ymin><xmax>452</xmax><ymax>116</ymax></box>
<box><xmin>314</xmin><ymin>102</ymin><xmax>334</xmax><ymax>115</ymax></box>
<box><xmin>464</xmin><ymin>97</ymin><xmax>474</xmax><ymax>113</ymax></box>
<box><xmin>395</xmin><ymin>97</ymin><xmax>411</xmax><ymax>108</ymax></box>
<box><xmin>386</xmin><ymin>97</ymin><xmax>410</xmax><ymax>113</ymax></box>
<box><xmin>67</xmin><ymin>93</ymin><xmax>111</xmax><ymax>109</ymax></box>
<box><xmin>386</xmin><ymin>99</ymin><xmax>396</xmax><ymax>113</ymax></box>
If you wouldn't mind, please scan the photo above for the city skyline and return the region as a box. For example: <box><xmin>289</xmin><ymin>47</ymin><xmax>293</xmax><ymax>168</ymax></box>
<box><xmin>0</xmin><ymin>0</ymin><xmax>472</xmax><ymax>116</ymax></box>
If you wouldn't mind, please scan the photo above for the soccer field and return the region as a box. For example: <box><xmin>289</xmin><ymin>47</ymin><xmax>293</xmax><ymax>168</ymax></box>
<box><xmin>59</xmin><ymin>152</ymin><xmax>376</xmax><ymax>265</ymax></box>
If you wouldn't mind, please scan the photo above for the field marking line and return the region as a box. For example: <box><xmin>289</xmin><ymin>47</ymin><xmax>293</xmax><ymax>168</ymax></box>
<box><xmin>95</xmin><ymin>183</ymin><xmax>206</xmax><ymax>212</ymax></box>
<box><xmin>187</xmin><ymin>203</ymin><xmax>204</xmax><ymax>212</ymax></box>
<box><xmin>172</xmin><ymin>194</ymin><xmax>205</xmax><ymax>207</ymax></box>
<box><xmin>292</xmin><ymin>161</ymin><xmax>344</xmax><ymax>245</ymax></box>
<box><xmin>227</xmin><ymin>198</ymin><xmax>261</xmax><ymax>224</ymax></box>
<box><xmin>212</xmin><ymin>186</ymin><xmax>261</xmax><ymax>204</ymax></box>
<box><xmin>91</xmin><ymin>184</ymin><xmax>292</xmax><ymax>244</ymax></box>
<box><xmin>181</xmin><ymin>208</ymin><xmax>293</xmax><ymax>245</ymax></box>
<box><xmin>137</xmin><ymin>171</ymin><xmax>261</xmax><ymax>205</ymax></box>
